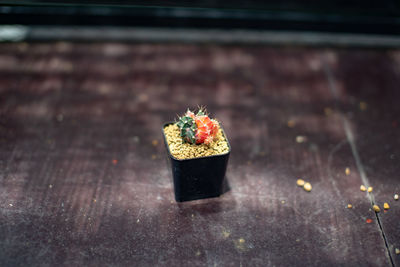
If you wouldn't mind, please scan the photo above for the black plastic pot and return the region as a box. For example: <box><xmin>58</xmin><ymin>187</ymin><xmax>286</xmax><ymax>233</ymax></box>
<box><xmin>162</xmin><ymin>122</ymin><xmax>231</xmax><ymax>202</ymax></box>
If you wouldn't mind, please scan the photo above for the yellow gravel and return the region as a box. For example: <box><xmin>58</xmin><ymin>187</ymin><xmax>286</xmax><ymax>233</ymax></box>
<box><xmin>296</xmin><ymin>179</ymin><xmax>305</xmax><ymax>187</ymax></box>
<box><xmin>163</xmin><ymin>123</ymin><xmax>229</xmax><ymax>160</ymax></box>
<box><xmin>373</xmin><ymin>205</ymin><xmax>380</xmax><ymax>213</ymax></box>
<box><xmin>303</xmin><ymin>182</ymin><xmax>312</xmax><ymax>192</ymax></box>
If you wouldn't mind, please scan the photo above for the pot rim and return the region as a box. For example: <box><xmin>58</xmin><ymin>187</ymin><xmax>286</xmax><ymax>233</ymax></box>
<box><xmin>162</xmin><ymin>122</ymin><xmax>231</xmax><ymax>162</ymax></box>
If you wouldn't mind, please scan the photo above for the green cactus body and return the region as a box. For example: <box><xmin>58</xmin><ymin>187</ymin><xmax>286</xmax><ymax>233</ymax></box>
<box><xmin>177</xmin><ymin>116</ymin><xmax>197</xmax><ymax>144</ymax></box>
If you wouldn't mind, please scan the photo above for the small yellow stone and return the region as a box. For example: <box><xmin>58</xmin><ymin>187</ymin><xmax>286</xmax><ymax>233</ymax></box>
<box><xmin>324</xmin><ymin>107</ymin><xmax>333</xmax><ymax>116</ymax></box>
<box><xmin>345</xmin><ymin>167</ymin><xmax>350</xmax><ymax>175</ymax></box>
<box><xmin>296</xmin><ymin>179</ymin><xmax>305</xmax><ymax>187</ymax></box>
<box><xmin>383</xmin><ymin>203</ymin><xmax>390</xmax><ymax>210</ymax></box>
<box><xmin>222</xmin><ymin>230</ymin><xmax>230</xmax><ymax>238</ymax></box>
<box><xmin>287</xmin><ymin>120</ymin><xmax>295</xmax><ymax>128</ymax></box>
<box><xmin>395</xmin><ymin>248</ymin><xmax>400</xmax><ymax>255</ymax></box>
<box><xmin>238</xmin><ymin>238</ymin><xmax>245</xmax><ymax>244</ymax></box>
<box><xmin>394</xmin><ymin>194</ymin><xmax>398</xmax><ymax>200</ymax></box>
<box><xmin>359</xmin><ymin>101</ymin><xmax>367</xmax><ymax>111</ymax></box>
<box><xmin>303</xmin><ymin>182</ymin><xmax>312</xmax><ymax>192</ymax></box>
<box><xmin>347</xmin><ymin>204</ymin><xmax>352</xmax><ymax>209</ymax></box>
<box><xmin>296</xmin><ymin>136</ymin><xmax>307</xmax><ymax>143</ymax></box>
<box><xmin>367</xmin><ymin>187</ymin><xmax>373</xmax><ymax>193</ymax></box>
<box><xmin>373</xmin><ymin>205</ymin><xmax>380</xmax><ymax>213</ymax></box>
<box><xmin>360</xmin><ymin>185</ymin><xmax>366</xmax><ymax>192</ymax></box>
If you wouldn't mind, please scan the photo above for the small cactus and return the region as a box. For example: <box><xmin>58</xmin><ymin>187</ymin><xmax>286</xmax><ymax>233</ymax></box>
<box><xmin>177</xmin><ymin>108</ymin><xmax>219</xmax><ymax>145</ymax></box>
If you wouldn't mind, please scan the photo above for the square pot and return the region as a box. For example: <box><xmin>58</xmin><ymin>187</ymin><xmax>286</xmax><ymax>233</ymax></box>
<box><xmin>162</xmin><ymin>122</ymin><xmax>231</xmax><ymax>202</ymax></box>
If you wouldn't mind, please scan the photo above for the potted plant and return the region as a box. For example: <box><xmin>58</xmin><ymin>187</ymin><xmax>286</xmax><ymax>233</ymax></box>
<box><xmin>162</xmin><ymin>108</ymin><xmax>231</xmax><ymax>202</ymax></box>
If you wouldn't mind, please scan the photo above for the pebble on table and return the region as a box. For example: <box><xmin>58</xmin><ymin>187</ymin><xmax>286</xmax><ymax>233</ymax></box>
<box><xmin>296</xmin><ymin>179</ymin><xmax>305</xmax><ymax>186</ymax></box>
<box><xmin>303</xmin><ymin>182</ymin><xmax>312</xmax><ymax>192</ymax></box>
<box><xmin>373</xmin><ymin>205</ymin><xmax>381</xmax><ymax>213</ymax></box>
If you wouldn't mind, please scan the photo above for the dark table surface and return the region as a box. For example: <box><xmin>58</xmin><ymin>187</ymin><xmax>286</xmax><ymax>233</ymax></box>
<box><xmin>0</xmin><ymin>42</ymin><xmax>399</xmax><ymax>266</ymax></box>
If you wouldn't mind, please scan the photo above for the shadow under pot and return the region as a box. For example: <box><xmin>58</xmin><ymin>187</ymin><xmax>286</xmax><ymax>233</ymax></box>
<box><xmin>162</xmin><ymin>122</ymin><xmax>231</xmax><ymax>202</ymax></box>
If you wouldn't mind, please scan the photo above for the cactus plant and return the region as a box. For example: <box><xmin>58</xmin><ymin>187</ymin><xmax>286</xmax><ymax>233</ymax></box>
<box><xmin>177</xmin><ymin>108</ymin><xmax>219</xmax><ymax>145</ymax></box>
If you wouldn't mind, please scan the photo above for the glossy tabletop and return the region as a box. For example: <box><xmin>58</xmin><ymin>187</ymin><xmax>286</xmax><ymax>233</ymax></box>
<box><xmin>0</xmin><ymin>42</ymin><xmax>399</xmax><ymax>266</ymax></box>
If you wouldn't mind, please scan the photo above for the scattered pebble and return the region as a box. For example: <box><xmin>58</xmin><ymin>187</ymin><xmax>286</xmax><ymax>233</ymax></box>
<box><xmin>152</xmin><ymin>139</ymin><xmax>159</xmax><ymax>146</ymax></box>
<box><xmin>296</xmin><ymin>136</ymin><xmax>307</xmax><ymax>143</ymax></box>
<box><xmin>49</xmin><ymin>184</ymin><xmax>53</xmax><ymax>189</ymax></box>
<box><xmin>373</xmin><ymin>205</ymin><xmax>381</xmax><ymax>213</ymax></box>
<box><xmin>384</xmin><ymin>203</ymin><xmax>390</xmax><ymax>210</ymax></box>
<box><xmin>287</xmin><ymin>120</ymin><xmax>296</xmax><ymax>128</ymax></box>
<box><xmin>234</xmin><ymin>238</ymin><xmax>248</xmax><ymax>251</ymax></box>
<box><xmin>396</xmin><ymin>248</ymin><xmax>400</xmax><ymax>255</ymax></box>
<box><xmin>151</xmin><ymin>155</ymin><xmax>157</xmax><ymax>160</ymax></box>
<box><xmin>222</xmin><ymin>230</ymin><xmax>231</xmax><ymax>238</ymax></box>
<box><xmin>347</xmin><ymin>204</ymin><xmax>353</xmax><ymax>209</ymax></box>
<box><xmin>138</xmin><ymin>93</ymin><xmax>149</xmax><ymax>103</ymax></box>
<box><xmin>296</xmin><ymin>179</ymin><xmax>305</xmax><ymax>187</ymax></box>
<box><xmin>394</xmin><ymin>194</ymin><xmax>399</xmax><ymax>200</ymax></box>
<box><xmin>281</xmin><ymin>200</ymin><xmax>286</xmax><ymax>204</ymax></box>
<box><xmin>367</xmin><ymin>187</ymin><xmax>373</xmax><ymax>193</ymax></box>
<box><xmin>360</xmin><ymin>185</ymin><xmax>366</xmax><ymax>192</ymax></box>
<box><xmin>359</xmin><ymin>101</ymin><xmax>367</xmax><ymax>111</ymax></box>
<box><xmin>366</xmin><ymin>218</ymin><xmax>372</xmax><ymax>224</ymax></box>
<box><xmin>324</xmin><ymin>107</ymin><xmax>333</xmax><ymax>116</ymax></box>
<box><xmin>345</xmin><ymin>167</ymin><xmax>350</xmax><ymax>175</ymax></box>
<box><xmin>112</xmin><ymin>159</ymin><xmax>118</xmax><ymax>165</ymax></box>
<box><xmin>9</xmin><ymin>203</ymin><xmax>13</xmax><ymax>207</ymax></box>
<box><xmin>303</xmin><ymin>182</ymin><xmax>312</xmax><ymax>192</ymax></box>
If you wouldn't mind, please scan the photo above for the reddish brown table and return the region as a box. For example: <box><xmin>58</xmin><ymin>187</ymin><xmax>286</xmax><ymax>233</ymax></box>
<box><xmin>0</xmin><ymin>42</ymin><xmax>399</xmax><ymax>266</ymax></box>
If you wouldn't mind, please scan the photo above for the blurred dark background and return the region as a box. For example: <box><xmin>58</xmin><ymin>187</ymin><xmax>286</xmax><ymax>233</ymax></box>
<box><xmin>0</xmin><ymin>0</ymin><xmax>400</xmax><ymax>35</ymax></box>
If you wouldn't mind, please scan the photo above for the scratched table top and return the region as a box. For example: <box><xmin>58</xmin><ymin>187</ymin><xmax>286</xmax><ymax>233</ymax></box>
<box><xmin>0</xmin><ymin>42</ymin><xmax>399</xmax><ymax>266</ymax></box>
